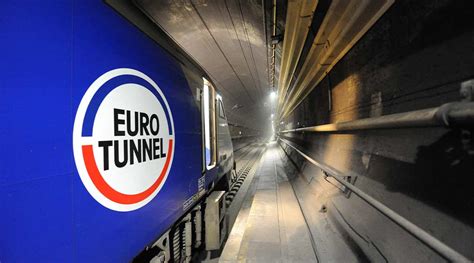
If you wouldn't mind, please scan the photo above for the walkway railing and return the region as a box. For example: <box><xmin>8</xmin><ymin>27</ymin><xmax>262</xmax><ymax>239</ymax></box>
<box><xmin>281</xmin><ymin>81</ymin><xmax>474</xmax><ymax>133</ymax></box>
<box><xmin>280</xmin><ymin>101</ymin><xmax>474</xmax><ymax>134</ymax></box>
<box><xmin>279</xmin><ymin>138</ymin><xmax>471</xmax><ymax>262</ymax></box>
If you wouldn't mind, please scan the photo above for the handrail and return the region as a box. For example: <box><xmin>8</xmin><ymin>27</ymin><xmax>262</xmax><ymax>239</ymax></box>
<box><xmin>280</xmin><ymin>102</ymin><xmax>474</xmax><ymax>133</ymax></box>
<box><xmin>279</xmin><ymin>138</ymin><xmax>471</xmax><ymax>262</ymax></box>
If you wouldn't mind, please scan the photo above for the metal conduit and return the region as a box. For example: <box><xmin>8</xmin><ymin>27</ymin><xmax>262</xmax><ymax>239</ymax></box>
<box><xmin>270</xmin><ymin>0</ymin><xmax>277</xmax><ymax>89</ymax></box>
<box><xmin>279</xmin><ymin>138</ymin><xmax>471</xmax><ymax>262</ymax></box>
<box><xmin>280</xmin><ymin>101</ymin><xmax>474</xmax><ymax>133</ymax></box>
<box><xmin>279</xmin><ymin>0</ymin><xmax>394</xmax><ymax>120</ymax></box>
<box><xmin>277</xmin><ymin>0</ymin><xmax>317</xmax><ymax>111</ymax></box>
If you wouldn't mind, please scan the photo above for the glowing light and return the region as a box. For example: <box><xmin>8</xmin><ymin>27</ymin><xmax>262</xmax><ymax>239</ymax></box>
<box><xmin>270</xmin><ymin>91</ymin><xmax>277</xmax><ymax>100</ymax></box>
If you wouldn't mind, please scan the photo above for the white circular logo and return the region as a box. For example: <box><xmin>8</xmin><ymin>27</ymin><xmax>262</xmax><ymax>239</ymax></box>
<box><xmin>73</xmin><ymin>68</ymin><xmax>175</xmax><ymax>211</ymax></box>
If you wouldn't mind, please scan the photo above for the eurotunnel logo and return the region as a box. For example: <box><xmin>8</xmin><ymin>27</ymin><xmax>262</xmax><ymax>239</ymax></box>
<box><xmin>73</xmin><ymin>68</ymin><xmax>175</xmax><ymax>211</ymax></box>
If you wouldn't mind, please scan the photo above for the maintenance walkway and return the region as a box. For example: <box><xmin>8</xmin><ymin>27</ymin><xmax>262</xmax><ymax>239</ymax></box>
<box><xmin>219</xmin><ymin>142</ymin><xmax>318</xmax><ymax>263</ymax></box>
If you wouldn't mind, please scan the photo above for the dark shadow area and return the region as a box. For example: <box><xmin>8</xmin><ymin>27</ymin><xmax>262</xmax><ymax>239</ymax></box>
<box><xmin>365</xmin><ymin>128</ymin><xmax>474</xmax><ymax>227</ymax></box>
<box><xmin>413</xmin><ymin>129</ymin><xmax>474</xmax><ymax>224</ymax></box>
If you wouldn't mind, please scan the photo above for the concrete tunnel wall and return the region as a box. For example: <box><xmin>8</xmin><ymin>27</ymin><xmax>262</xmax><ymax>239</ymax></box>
<box><xmin>277</xmin><ymin>0</ymin><xmax>474</xmax><ymax>261</ymax></box>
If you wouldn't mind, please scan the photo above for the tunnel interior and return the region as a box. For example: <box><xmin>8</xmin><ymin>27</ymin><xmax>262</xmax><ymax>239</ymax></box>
<box><xmin>140</xmin><ymin>0</ymin><xmax>474</xmax><ymax>261</ymax></box>
<box><xmin>1</xmin><ymin>1</ymin><xmax>474</xmax><ymax>262</ymax></box>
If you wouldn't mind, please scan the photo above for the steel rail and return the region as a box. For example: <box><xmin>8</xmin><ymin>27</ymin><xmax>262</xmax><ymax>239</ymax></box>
<box><xmin>280</xmin><ymin>102</ymin><xmax>474</xmax><ymax>133</ymax></box>
<box><xmin>279</xmin><ymin>138</ymin><xmax>471</xmax><ymax>262</ymax></box>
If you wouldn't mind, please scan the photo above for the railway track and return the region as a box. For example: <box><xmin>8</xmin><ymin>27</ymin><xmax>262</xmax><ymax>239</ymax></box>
<box><xmin>197</xmin><ymin>142</ymin><xmax>266</xmax><ymax>262</ymax></box>
<box><xmin>226</xmin><ymin>143</ymin><xmax>265</xmax><ymax>206</ymax></box>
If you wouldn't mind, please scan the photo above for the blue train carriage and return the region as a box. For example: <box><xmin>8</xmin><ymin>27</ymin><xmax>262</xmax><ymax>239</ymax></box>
<box><xmin>0</xmin><ymin>1</ymin><xmax>234</xmax><ymax>262</ymax></box>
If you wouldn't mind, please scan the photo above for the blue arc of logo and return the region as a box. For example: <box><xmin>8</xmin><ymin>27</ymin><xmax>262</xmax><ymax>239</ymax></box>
<box><xmin>81</xmin><ymin>74</ymin><xmax>173</xmax><ymax>137</ymax></box>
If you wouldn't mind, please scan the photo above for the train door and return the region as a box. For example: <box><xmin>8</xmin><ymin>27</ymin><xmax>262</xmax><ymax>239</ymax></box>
<box><xmin>202</xmin><ymin>78</ymin><xmax>217</xmax><ymax>171</ymax></box>
<box><xmin>202</xmin><ymin>78</ymin><xmax>233</xmax><ymax>188</ymax></box>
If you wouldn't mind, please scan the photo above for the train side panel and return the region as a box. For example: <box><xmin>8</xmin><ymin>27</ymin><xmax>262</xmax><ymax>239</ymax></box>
<box><xmin>0</xmin><ymin>1</ymin><xmax>203</xmax><ymax>262</ymax></box>
<box><xmin>217</xmin><ymin>99</ymin><xmax>234</xmax><ymax>181</ymax></box>
<box><xmin>0</xmin><ymin>2</ymin><xmax>74</xmax><ymax>262</ymax></box>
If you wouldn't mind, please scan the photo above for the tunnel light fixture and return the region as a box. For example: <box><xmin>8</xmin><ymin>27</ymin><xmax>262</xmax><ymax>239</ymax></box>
<box><xmin>270</xmin><ymin>91</ymin><xmax>277</xmax><ymax>100</ymax></box>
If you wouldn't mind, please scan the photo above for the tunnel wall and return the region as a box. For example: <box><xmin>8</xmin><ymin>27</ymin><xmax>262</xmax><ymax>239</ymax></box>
<box><xmin>278</xmin><ymin>0</ymin><xmax>474</xmax><ymax>261</ymax></box>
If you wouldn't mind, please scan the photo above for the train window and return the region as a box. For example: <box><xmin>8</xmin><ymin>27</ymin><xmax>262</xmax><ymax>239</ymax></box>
<box><xmin>218</xmin><ymin>98</ymin><xmax>226</xmax><ymax>119</ymax></box>
<box><xmin>203</xmin><ymin>78</ymin><xmax>217</xmax><ymax>169</ymax></box>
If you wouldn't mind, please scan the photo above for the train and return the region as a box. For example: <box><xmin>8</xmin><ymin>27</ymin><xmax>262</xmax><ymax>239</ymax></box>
<box><xmin>0</xmin><ymin>1</ymin><xmax>237</xmax><ymax>262</ymax></box>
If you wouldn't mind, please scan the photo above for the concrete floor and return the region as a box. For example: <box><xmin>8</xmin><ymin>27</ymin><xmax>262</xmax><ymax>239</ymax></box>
<box><xmin>220</xmin><ymin>142</ymin><xmax>318</xmax><ymax>262</ymax></box>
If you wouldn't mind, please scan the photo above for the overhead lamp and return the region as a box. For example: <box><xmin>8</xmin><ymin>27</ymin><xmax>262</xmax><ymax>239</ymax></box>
<box><xmin>270</xmin><ymin>91</ymin><xmax>277</xmax><ymax>100</ymax></box>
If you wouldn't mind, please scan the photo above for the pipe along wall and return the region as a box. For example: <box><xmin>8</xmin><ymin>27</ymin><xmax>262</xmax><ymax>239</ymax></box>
<box><xmin>277</xmin><ymin>0</ymin><xmax>474</xmax><ymax>262</ymax></box>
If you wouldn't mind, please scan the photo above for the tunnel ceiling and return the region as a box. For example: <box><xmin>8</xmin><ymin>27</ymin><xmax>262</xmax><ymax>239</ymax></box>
<box><xmin>135</xmin><ymin>0</ymin><xmax>396</xmax><ymax>132</ymax></box>
<box><xmin>135</xmin><ymin>0</ymin><xmax>273</xmax><ymax>132</ymax></box>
